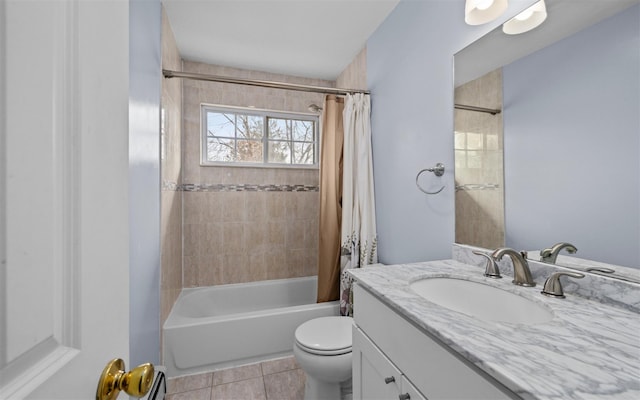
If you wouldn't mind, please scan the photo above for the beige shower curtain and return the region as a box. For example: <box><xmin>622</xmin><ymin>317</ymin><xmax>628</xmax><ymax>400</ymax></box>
<box><xmin>317</xmin><ymin>95</ymin><xmax>344</xmax><ymax>303</ymax></box>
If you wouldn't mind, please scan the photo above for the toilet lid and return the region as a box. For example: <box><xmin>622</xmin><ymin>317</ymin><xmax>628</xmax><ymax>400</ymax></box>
<box><xmin>295</xmin><ymin>316</ymin><xmax>353</xmax><ymax>355</ymax></box>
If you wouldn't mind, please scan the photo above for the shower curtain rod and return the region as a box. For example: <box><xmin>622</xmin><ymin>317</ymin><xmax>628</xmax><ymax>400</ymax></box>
<box><xmin>454</xmin><ymin>103</ymin><xmax>501</xmax><ymax>115</ymax></box>
<box><xmin>163</xmin><ymin>70</ymin><xmax>498</xmax><ymax>114</ymax></box>
<box><xmin>162</xmin><ymin>69</ymin><xmax>370</xmax><ymax>96</ymax></box>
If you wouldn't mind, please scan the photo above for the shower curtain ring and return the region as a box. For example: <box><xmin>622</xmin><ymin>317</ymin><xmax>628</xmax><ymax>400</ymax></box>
<box><xmin>416</xmin><ymin>163</ymin><xmax>445</xmax><ymax>195</ymax></box>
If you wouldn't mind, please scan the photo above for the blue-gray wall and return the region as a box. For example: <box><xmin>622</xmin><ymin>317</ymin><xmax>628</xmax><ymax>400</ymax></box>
<box><xmin>367</xmin><ymin>0</ymin><xmax>537</xmax><ymax>264</ymax></box>
<box><xmin>503</xmin><ymin>5</ymin><xmax>640</xmax><ymax>268</ymax></box>
<box><xmin>129</xmin><ymin>0</ymin><xmax>162</xmax><ymax>366</ymax></box>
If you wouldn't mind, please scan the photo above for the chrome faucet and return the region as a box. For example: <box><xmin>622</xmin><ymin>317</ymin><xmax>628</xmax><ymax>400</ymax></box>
<box><xmin>491</xmin><ymin>248</ymin><xmax>536</xmax><ymax>287</ymax></box>
<box><xmin>540</xmin><ymin>242</ymin><xmax>577</xmax><ymax>264</ymax></box>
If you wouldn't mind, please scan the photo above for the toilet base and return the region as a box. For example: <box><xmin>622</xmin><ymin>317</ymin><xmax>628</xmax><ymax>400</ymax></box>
<box><xmin>294</xmin><ymin>344</ymin><xmax>352</xmax><ymax>400</ymax></box>
<box><xmin>302</xmin><ymin>376</ymin><xmax>352</xmax><ymax>400</ymax></box>
<box><xmin>303</xmin><ymin>375</ymin><xmax>341</xmax><ymax>400</ymax></box>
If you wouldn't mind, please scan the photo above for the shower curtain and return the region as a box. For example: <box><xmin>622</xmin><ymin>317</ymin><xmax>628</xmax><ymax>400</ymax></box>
<box><xmin>317</xmin><ymin>95</ymin><xmax>344</xmax><ymax>303</ymax></box>
<box><xmin>339</xmin><ymin>93</ymin><xmax>377</xmax><ymax>316</ymax></box>
<box><xmin>316</xmin><ymin>93</ymin><xmax>377</xmax><ymax>316</ymax></box>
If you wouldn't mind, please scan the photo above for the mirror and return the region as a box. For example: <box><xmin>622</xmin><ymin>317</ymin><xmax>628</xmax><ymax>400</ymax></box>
<box><xmin>525</xmin><ymin>245</ymin><xmax>640</xmax><ymax>284</ymax></box>
<box><xmin>454</xmin><ymin>0</ymin><xmax>640</xmax><ymax>275</ymax></box>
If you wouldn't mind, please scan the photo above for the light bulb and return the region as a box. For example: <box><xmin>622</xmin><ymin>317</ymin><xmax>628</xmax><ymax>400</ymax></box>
<box><xmin>502</xmin><ymin>0</ymin><xmax>547</xmax><ymax>35</ymax></box>
<box><xmin>515</xmin><ymin>9</ymin><xmax>534</xmax><ymax>21</ymax></box>
<box><xmin>465</xmin><ymin>0</ymin><xmax>508</xmax><ymax>26</ymax></box>
<box><xmin>475</xmin><ymin>0</ymin><xmax>495</xmax><ymax>10</ymax></box>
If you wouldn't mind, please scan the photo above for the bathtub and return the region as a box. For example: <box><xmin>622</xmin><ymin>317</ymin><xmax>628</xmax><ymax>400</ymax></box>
<box><xmin>163</xmin><ymin>276</ymin><xmax>339</xmax><ymax>377</ymax></box>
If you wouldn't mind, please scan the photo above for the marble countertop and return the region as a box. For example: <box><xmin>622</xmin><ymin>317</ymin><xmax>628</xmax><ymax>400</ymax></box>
<box><xmin>348</xmin><ymin>260</ymin><xmax>640</xmax><ymax>400</ymax></box>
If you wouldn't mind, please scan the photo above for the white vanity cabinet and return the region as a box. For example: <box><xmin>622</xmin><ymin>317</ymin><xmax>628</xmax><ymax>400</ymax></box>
<box><xmin>352</xmin><ymin>284</ymin><xmax>517</xmax><ymax>400</ymax></box>
<box><xmin>353</xmin><ymin>326</ymin><xmax>426</xmax><ymax>400</ymax></box>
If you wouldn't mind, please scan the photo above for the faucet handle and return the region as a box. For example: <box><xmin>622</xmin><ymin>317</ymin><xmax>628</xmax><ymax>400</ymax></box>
<box><xmin>473</xmin><ymin>251</ymin><xmax>502</xmax><ymax>279</ymax></box>
<box><xmin>541</xmin><ymin>271</ymin><xmax>585</xmax><ymax>298</ymax></box>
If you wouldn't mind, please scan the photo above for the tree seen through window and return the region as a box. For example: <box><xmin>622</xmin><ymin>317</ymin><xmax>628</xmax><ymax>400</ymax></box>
<box><xmin>204</xmin><ymin>107</ymin><xmax>316</xmax><ymax>166</ymax></box>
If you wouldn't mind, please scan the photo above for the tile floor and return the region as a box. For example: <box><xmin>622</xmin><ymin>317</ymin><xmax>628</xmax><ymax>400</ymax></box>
<box><xmin>166</xmin><ymin>356</ymin><xmax>305</xmax><ymax>400</ymax></box>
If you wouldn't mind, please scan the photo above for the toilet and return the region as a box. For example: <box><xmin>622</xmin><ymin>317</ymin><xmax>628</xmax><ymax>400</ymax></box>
<box><xmin>293</xmin><ymin>316</ymin><xmax>353</xmax><ymax>400</ymax></box>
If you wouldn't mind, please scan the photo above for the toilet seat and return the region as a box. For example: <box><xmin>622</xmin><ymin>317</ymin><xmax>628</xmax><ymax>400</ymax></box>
<box><xmin>295</xmin><ymin>316</ymin><xmax>353</xmax><ymax>356</ymax></box>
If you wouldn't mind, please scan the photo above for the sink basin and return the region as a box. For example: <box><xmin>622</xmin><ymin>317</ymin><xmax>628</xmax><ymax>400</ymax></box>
<box><xmin>409</xmin><ymin>278</ymin><xmax>553</xmax><ymax>325</ymax></box>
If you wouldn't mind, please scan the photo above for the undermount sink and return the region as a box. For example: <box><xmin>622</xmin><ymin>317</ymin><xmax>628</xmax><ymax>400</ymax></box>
<box><xmin>410</xmin><ymin>278</ymin><xmax>553</xmax><ymax>325</ymax></box>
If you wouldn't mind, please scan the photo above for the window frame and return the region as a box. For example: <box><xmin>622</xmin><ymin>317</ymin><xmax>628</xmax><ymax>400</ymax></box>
<box><xmin>200</xmin><ymin>104</ymin><xmax>319</xmax><ymax>169</ymax></box>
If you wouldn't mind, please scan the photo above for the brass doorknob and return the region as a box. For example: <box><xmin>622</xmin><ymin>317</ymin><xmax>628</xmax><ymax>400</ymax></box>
<box><xmin>96</xmin><ymin>358</ymin><xmax>155</xmax><ymax>400</ymax></box>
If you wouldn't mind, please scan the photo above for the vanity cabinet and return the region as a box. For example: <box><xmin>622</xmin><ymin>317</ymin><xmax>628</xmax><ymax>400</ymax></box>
<box><xmin>353</xmin><ymin>326</ymin><xmax>426</xmax><ymax>400</ymax></box>
<box><xmin>352</xmin><ymin>284</ymin><xmax>517</xmax><ymax>400</ymax></box>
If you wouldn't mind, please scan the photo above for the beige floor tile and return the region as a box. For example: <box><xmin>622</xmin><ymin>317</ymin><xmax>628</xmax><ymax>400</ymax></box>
<box><xmin>263</xmin><ymin>369</ymin><xmax>306</xmax><ymax>400</ymax></box>
<box><xmin>166</xmin><ymin>387</ymin><xmax>211</xmax><ymax>400</ymax></box>
<box><xmin>167</xmin><ymin>373</ymin><xmax>213</xmax><ymax>394</ymax></box>
<box><xmin>260</xmin><ymin>356</ymin><xmax>299</xmax><ymax>376</ymax></box>
<box><xmin>213</xmin><ymin>363</ymin><xmax>263</xmax><ymax>386</ymax></box>
<box><xmin>211</xmin><ymin>376</ymin><xmax>267</xmax><ymax>400</ymax></box>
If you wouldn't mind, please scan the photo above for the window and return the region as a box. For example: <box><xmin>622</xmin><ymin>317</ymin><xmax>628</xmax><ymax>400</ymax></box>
<box><xmin>202</xmin><ymin>105</ymin><xmax>318</xmax><ymax>167</ymax></box>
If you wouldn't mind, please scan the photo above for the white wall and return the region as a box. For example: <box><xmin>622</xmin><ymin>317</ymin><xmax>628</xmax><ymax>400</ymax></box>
<box><xmin>503</xmin><ymin>5</ymin><xmax>640</xmax><ymax>268</ymax></box>
<box><xmin>366</xmin><ymin>0</ymin><xmax>537</xmax><ymax>263</ymax></box>
<box><xmin>129</xmin><ymin>0</ymin><xmax>162</xmax><ymax>366</ymax></box>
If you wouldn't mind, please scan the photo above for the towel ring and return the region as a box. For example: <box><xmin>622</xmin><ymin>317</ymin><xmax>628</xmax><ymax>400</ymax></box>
<box><xmin>416</xmin><ymin>163</ymin><xmax>445</xmax><ymax>195</ymax></box>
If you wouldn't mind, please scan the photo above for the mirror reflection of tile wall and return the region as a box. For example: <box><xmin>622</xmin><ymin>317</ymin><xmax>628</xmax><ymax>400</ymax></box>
<box><xmin>454</xmin><ymin>69</ymin><xmax>505</xmax><ymax>249</ymax></box>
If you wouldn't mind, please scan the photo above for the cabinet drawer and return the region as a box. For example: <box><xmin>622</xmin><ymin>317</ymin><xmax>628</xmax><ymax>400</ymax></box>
<box><xmin>354</xmin><ymin>284</ymin><xmax>516</xmax><ymax>400</ymax></box>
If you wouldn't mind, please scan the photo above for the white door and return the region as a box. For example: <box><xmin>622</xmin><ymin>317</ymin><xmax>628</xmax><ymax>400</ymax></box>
<box><xmin>1</xmin><ymin>1</ymin><xmax>131</xmax><ymax>398</ymax></box>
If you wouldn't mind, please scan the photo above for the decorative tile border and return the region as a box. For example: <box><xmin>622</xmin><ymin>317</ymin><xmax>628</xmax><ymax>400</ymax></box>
<box><xmin>162</xmin><ymin>181</ymin><xmax>318</xmax><ymax>192</ymax></box>
<box><xmin>162</xmin><ymin>180</ymin><xmax>180</xmax><ymax>191</ymax></box>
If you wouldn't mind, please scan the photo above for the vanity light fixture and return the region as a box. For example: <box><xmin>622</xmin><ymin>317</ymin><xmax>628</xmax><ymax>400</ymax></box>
<box><xmin>503</xmin><ymin>0</ymin><xmax>547</xmax><ymax>34</ymax></box>
<box><xmin>465</xmin><ymin>0</ymin><xmax>509</xmax><ymax>25</ymax></box>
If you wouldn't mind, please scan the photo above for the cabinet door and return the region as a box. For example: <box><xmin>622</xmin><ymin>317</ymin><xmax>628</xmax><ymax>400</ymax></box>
<box><xmin>353</xmin><ymin>327</ymin><xmax>402</xmax><ymax>400</ymax></box>
<box><xmin>401</xmin><ymin>376</ymin><xmax>428</xmax><ymax>400</ymax></box>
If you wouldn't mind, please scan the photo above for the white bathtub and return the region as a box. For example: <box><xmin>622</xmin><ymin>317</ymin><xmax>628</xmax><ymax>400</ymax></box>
<box><xmin>163</xmin><ymin>276</ymin><xmax>339</xmax><ymax>377</ymax></box>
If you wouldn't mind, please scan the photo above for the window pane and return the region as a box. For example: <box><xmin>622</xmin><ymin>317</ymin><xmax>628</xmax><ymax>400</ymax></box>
<box><xmin>207</xmin><ymin>112</ymin><xmax>235</xmax><ymax>138</ymax></box>
<box><xmin>207</xmin><ymin>138</ymin><xmax>235</xmax><ymax>162</ymax></box>
<box><xmin>292</xmin><ymin>120</ymin><xmax>314</xmax><ymax>142</ymax></box>
<box><xmin>236</xmin><ymin>139</ymin><xmax>263</xmax><ymax>163</ymax></box>
<box><xmin>236</xmin><ymin>115</ymin><xmax>264</xmax><ymax>140</ymax></box>
<box><xmin>202</xmin><ymin>106</ymin><xmax>317</xmax><ymax>166</ymax></box>
<box><xmin>467</xmin><ymin>132</ymin><xmax>483</xmax><ymax>150</ymax></box>
<box><xmin>293</xmin><ymin>142</ymin><xmax>314</xmax><ymax>165</ymax></box>
<box><xmin>268</xmin><ymin>118</ymin><xmax>290</xmax><ymax>140</ymax></box>
<box><xmin>268</xmin><ymin>140</ymin><xmax>291</xmax><ymax>164</ymax></box>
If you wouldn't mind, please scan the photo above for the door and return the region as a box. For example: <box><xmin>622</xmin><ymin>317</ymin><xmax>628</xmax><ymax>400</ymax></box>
<box><xmin>0</xmin><ymin>1</ymin><xmax>131</xmax><ymax>398</ymax></box>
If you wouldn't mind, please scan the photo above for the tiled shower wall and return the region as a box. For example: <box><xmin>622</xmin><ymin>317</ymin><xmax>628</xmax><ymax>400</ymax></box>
<box><xmin>160</xmin><ymin>7</ymin><xmax>368</xmax><ymax>302</ymax></box>
<box><xmin>160</xmin><ymin>8</ymin><xmax>182</xmax><ymax>325</ymax></box>
<box><xmin>454</xmin><ymin>69</ymin><xmax>505</xmax><ymax>249</ymax></box>
<box><xmin>181</xmin><ymin>61</ymin><xmax>333</xmax><ymax>287</ymax></box>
